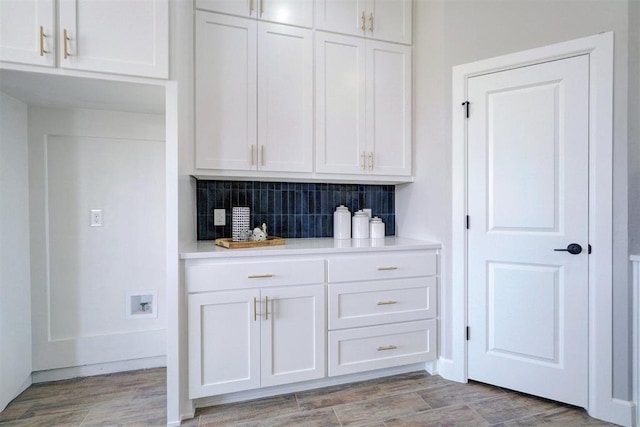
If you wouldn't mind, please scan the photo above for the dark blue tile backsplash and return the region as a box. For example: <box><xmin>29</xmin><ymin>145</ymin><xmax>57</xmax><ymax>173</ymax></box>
<box><xmin>196</xmin><ymin>180</ymin><xmax>395</xmax><ymax>240</ymax></box>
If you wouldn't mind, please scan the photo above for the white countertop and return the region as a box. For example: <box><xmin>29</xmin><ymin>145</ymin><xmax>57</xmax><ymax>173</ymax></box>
<box><xmin>180</xmin><ymin>237</ymin><xmax>441</xmax><ymax>259</ymax></box>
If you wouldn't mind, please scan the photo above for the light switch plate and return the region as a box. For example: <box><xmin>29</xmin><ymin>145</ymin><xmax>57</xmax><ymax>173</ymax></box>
<box><xmin>214</xmin><ymin>209</ymin><xmax>226</xmax><ymax>226</ymax></box>
<box><xmin>90</xmin><ymin>209</ymin><xmax>103</xmax><ymax>227</ymax></box>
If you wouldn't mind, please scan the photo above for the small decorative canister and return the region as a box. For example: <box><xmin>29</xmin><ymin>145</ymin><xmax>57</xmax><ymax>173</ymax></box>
<box><xmin>352</xmin><ymin>210</ymin><xmax>370</xmax><ymax>239</ymax></box>
<box><xmin>333</xmin><ymin>205</ymin><xmax>351</xmax><ymax>239</ymax></box>
<box><xmin>370</xmin><ymin>217</ymin><xmax>385</xmax><ymax>239</ymax></box>
<box><xmin>232</xmin><ymin>207</ymin><xmax>250</xmax><ymax>242</ymax></box>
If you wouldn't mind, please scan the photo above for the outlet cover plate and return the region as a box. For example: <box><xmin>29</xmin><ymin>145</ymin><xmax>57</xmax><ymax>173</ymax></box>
<box><xmin>214</xmin><ymin>209</ymin><xmax>226</xmax><ymax>226</ymax></box>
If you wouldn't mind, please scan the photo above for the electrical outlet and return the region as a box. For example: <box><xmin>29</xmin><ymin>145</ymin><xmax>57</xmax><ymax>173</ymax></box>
<box><xmin>214</xmin><ymin>209</ymin><xmax>226</xmax><ymax>226</ymax></box>
<box><xmin>90</xmin><ymin>209</ymin><xmax>103</xmax><ymax>227</ymax></box>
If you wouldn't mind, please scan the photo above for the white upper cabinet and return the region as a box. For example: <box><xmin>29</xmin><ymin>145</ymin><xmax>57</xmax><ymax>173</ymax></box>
<box><xmin>195</xmin><ymin>11</ymin><xmax>313</xmax><ymax>173</ymax></box>
<box><xmin>316</xmin><ymin>32</ymin><xmax>411</xmax><ymax>177</ymax></box>
<box><xmin>0</xmin><ymin>0</ymin><xmax>168</xmax><ymax>78</ymax></box>
<box><xmin>197</xmin><ymin>0</ymin><xmax>313</xmax><ymax>28</ymax></box>
<box><xmin>0</xmin><ymin>0</ymin><xmax>55</xmax><ymax>67</ymax></box>
<box><xmin>315</xmin><ymin>0</ymin><xmax>412</xmax><ymax>45</ymax></box>
<box><xmin>58</xmin><ymin>0</ymin><xmax>168</xmax><ymax>78</ymax></box>
<box><xmin>195</xmin><ymin>13</ymin><xmax>257</xmax><ymax>171</ymax></box>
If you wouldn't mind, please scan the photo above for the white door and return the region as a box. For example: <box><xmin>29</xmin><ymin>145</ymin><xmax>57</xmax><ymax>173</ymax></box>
<box><xmin>315</xmin><ymin>32</ymin><xmax>366</xmax><ymax>174</ymax></box>
<box><xmin>58</xmin><ymin>0</ymin><xmax>168</xmax><ymax>78</ymax></box>
<box><xmin>0</xmin><ymin>0</ymin><xmax>55</xmax><ymax>66</ymax></box>
<box><xmin>195</xmin><ymin>11</ymin><xmax>257</xmax><ymax>171</ymax></box>
<box><xmin>261</xmin><ymin>285</ymin><xmax>325</xmax><ymax>387</ymax></box>
<box><xmin>366</xmin><ymin>40</ymin><xmax>411</xmax><ymax>176</ymax></box>
<box><xmin>188</xmin><ymin>289</ymin><xmax>261</xmax><ymax>398</ymax></box>
<box><xmin>467</xmin><ymin>54</ymin><xmax>589</xmax><ymax>407</ymax></box>
<box><xmin>257</xmin><ymin>23</ymin><xmax>313</xmax><ymax>173</ymax></box>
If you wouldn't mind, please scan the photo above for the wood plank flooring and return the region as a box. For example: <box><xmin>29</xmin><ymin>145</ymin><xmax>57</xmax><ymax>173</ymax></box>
<box><xmin>0</xmin><ymin>368</ymin><xmax>616</xmax><ymax>426</ymax></box>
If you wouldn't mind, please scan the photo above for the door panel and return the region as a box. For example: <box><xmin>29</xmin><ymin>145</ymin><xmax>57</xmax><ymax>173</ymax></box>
<box><xmin>258</xmin><ymin>23</ymin><xmax>312</xmax><ymax>173</ymax></box>
<box><xmin>467</xmin><ymin>54</ymin><xmax>589</xmax><ymax>407</ymax></box>
<box><xmin>195</xmin><ymin>11</ymin><xmax>257</xmax><ymax>170</ymax></box>
<box><xmin>0</xmin><ymin>0</ymin><xmax>55</xmax><ymax>66</ymax></box>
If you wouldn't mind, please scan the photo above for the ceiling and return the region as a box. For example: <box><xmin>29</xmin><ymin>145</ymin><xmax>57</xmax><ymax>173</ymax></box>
<box><xmin>0</xmin><ymin>69</ymin><xmax>166</xmax><ymax>115</ymax></box>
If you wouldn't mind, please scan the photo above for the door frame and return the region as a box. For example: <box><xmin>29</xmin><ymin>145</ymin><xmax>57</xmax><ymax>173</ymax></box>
<box><xmin>450</xmin><ymin>32</ymin><xmax>628</xmax><ymax>425</ymax></box>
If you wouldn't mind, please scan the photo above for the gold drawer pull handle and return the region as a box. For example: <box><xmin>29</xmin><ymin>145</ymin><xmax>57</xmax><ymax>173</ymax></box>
<box><xmin>377</xmin><ymin>345</ymin><xmax>397</xmax><ymax>351</ymax></box>
<box><xmin>377</xmin><ymin>300</ymin><xmax>397</xmax><ymax>306</ymax></box>
<box><xmin>248</xmin><ymin>273</ymin><xmax>274</xmax><ymax>279</ymax></box>
<box><xmin>377</xmin><ymin>266</ymin><xmax>398</xmax><ymax>271</ymax></box>
<box><xmin>63</xmin><ymin>29</ymin><xmax>71</xmax><ymax>59</ymax></box>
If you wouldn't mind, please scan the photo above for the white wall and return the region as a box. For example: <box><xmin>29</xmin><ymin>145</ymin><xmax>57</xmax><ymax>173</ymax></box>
<box><xmin>0</xmin><ymin>92</ymin><xmax>32</xmax><ymax>410</ymax></box>
<box><xmin>28</xmin><ymin>106</ymin><xmax>167</xmax><ymax>372</ymax></box>
<box><xmin>398</xmin><ymin>0</ymin><xmax>632</xmax><ymax>400</ymax></box>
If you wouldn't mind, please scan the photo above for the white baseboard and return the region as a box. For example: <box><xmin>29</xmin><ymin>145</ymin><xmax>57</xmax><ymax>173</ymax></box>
<box><xmin>591</xmin><ymin>398</ymin><xmax>635</xmax><ymax>427</ymax></box>
<box><xmin>435</xmin><ymin>357</ymin><xmax>462</xmax><ymax>383</ymax></box>
<box><xmin>31</xmin><ymin>356</ymin><xmax>166</xmax><ymax>383</ymax></box>
<box><xmin>424</xmin><ymin>360</ymin><xmax>438</xmax><ymax>375</ymax></box>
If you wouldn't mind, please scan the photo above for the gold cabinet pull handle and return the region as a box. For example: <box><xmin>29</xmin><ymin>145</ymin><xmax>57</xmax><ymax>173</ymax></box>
<box><xmin>377</xmin><ymin>266</ymin><xmax>398</xmax><ymax>271</ymax></box>
<box><xmin>368</xmin><ymin>152</ymin><xmax>374</xmax><ymax>170</ymax></box>
<box><xmin>251</xmin><ymin>145</ymin><xmax>255</xmax><ymax>166</ymax></box>
<box><xmin>265</xmin><ymin>295</ymin><xmax>269</xmax><ymax>320</ymax></box>
<box><xmin>369</xmin><ymin>13</ymin><xmax>374</xmax><ymax>32</ymax></box>
<box><xmin>39</xmin><ymin>26</ymin><xmax>48</xmax><ymax>56</ymax></box>
<box><xmin>377</xmin><ymin>300</ymin><xmax>397</xmax><ymax>306</ymax></box>
<box><xmin>63</xmin><ymin>29</ymin><xmax>71</xmax><ymax>59</ymax></box>
<box><xmin>260</xmin><ymin>0</ymin><xmax>264</xmax><ymax>16</ymax></box>
<box><xmin>253</xmin><ymin>297</ymin><xmax>258</xmax><ymax>321</ymax></box>
<box><xmin>377</xmin><ymin>345</ymin><xmax>397</xmax><ymax>351</ymax></box>
<box><xmin>250</xmin><ymin>0</ymin><xmax>254</xmax><ymax>14</ymax></box>
<box><xmin>361</xmin><ymin>11</ymin><xmax>366</xmax><ymax>31</ymax></box>
<box><xmin>361</xmin><ymin>151</ymin><xmax>366</xmax><ymax>170</ymax></box>
<box><xmin>248</xmin><ymin>273</ymin><xmax>274</xmax><ymax>279</ymax></box>
<box><xmin>260</xmin><ymin>145</ymin><xmax>265</xmax><ymax>166</ymax></box>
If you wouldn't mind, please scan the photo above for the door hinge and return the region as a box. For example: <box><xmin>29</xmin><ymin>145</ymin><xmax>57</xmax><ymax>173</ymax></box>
<box><xmin>461</xmin><ymin>101</ymin><xmax>470</xmax><ymax>118</ymax></box>
<box><xmin>466</xmin><ymin>215</ymin><xmax>470</xmax><ymax>229</ymax></box>
<box><xmin>466</xmin><ymin>326</ymin><xmax>470</xmax><ymax>341</ymax></box>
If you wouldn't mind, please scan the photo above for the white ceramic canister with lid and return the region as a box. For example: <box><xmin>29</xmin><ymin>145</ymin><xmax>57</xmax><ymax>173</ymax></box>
<box><xmin>370</xmin><ymin>217</ymin><xmax>385</xmax><ymax>239</ymax></box>
<box><xmin>333</xmin><ymin>205</ymin><xmax>351</xmax><ymax>239</ymax></box>
<box><xmin>352</xmin><ymin>210</ymin><xmax>370</xmax><ymax>239</ymax></box>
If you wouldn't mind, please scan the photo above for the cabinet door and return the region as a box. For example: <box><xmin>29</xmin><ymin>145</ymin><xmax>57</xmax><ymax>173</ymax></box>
<box><xmin>366</xmin><ymin>40</ymin><xmax>411</xmax><ymax>176</ymax></box>
<box><xmin>195</xmin><ymin>12</ymin><xmax>257</xmax><ymax>171</ymax></box>
<box><xmin>258</xmin><ymin>23</ymin><xmax>313</xmax><ymax>173</ymax></box>
<box><xmin>368</xmin><ymin>0</ymin><xmax>412</xmax><ymax>44</ymax></box>
<box><xmin>196</xmin><ymin>0</ymin><xmax>254</xmax><ymax>17</ymax></box>
<box><xmin>315</xmin><ymin>0</ymin><xmax>365</xmax><ymax>38</ymax></box>
<box><xmin>261</xmin><ymin>285</ymin><xmax>326</xmax><ymax>387</ymax></box>
<box><xmin>260</xmin><ymin>0</ymin><xmax>313</xmax><ymax>28</ymax></box>
<box><xmin>315</xmin><ymin>32</ymin><xmax>366</xmax><ymax>174</ymax></box>
<box><xmin>188</xmin><ymin>289</ymin><xmax>261</xmax><ymax>398</ymax></box>
<box><xmin>57</xmin><ymin>0</ymin><xmax>168</xmax><ymax>78</ymax></box>
<box><xmin>0</xmin><ymin>0</ymin><xmax>54</xmax><ymax>67</ymax></box>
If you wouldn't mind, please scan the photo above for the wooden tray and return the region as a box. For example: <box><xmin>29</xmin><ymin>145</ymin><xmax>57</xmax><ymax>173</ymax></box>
<box><xmin>214</xmin><ymin>236</ymin><xmax>285</xmax><ymax>249</ymax></box>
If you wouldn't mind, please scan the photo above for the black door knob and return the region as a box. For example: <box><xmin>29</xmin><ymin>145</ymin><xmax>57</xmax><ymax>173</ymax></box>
<box><xmin>554</xmin><ymin>243</ymin><xmax>582</xmax><ymax>255</ymax></box>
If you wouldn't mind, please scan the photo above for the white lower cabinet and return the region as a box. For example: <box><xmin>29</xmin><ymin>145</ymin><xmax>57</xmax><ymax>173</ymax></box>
<box><xmin>189</xmin><ymin>284</ymin><xmax>325</xmax><ymax>399</ymax></box>
<box><xmin>185</xmin><ymin>244</ymin><xmax>439</xmax><ymax>401</ymax></box>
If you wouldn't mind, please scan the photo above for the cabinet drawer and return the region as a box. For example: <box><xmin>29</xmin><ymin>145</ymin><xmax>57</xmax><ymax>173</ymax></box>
<box><xmin>328</xmin><ymin>320</ymin><xmax>436</xmax><ymax>377</ymax></box>
<box><xmin>327</xmin><ymin>251</ymin><xmax>436</xmax><ymax>283</ymax></box>
<box><xmin>186</xmin><ymin>259</ymin><xmax>325</xmax><ymax>292</ymax></box>
<box><xmin>329</xmin><ymin>277</ymin><xmax>436</xmax><ymax>330</ymax></box>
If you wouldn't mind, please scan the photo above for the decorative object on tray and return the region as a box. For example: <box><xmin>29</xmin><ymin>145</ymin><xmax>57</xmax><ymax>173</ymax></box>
<box><xmin>232</xmin><ymin>207</ymin><xmax>250</xmax><ymax>242</ymax></box>
<box><xmin>252</xmin><ymin>223</ymin><xmax>268</xmax><ymax>241</ymax></box>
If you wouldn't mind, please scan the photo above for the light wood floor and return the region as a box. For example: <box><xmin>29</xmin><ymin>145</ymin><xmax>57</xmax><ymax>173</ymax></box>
<box><xmin>0</xmin><ymin>368</ymin><xmax>616</xmax><ymax>426</ymax></box>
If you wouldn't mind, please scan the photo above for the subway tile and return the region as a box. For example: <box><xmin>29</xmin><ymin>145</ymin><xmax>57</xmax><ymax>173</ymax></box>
<box><xmin>195</xmin><ymin>180</ymin><xmax>396</xmax><ymax>239</ymax></box>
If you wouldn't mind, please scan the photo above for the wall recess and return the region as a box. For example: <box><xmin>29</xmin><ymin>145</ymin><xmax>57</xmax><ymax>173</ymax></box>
<box><xmin>126</xmin><ymin>290</ymin><xmax>158</xmax><ymax>319</ymax></box>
